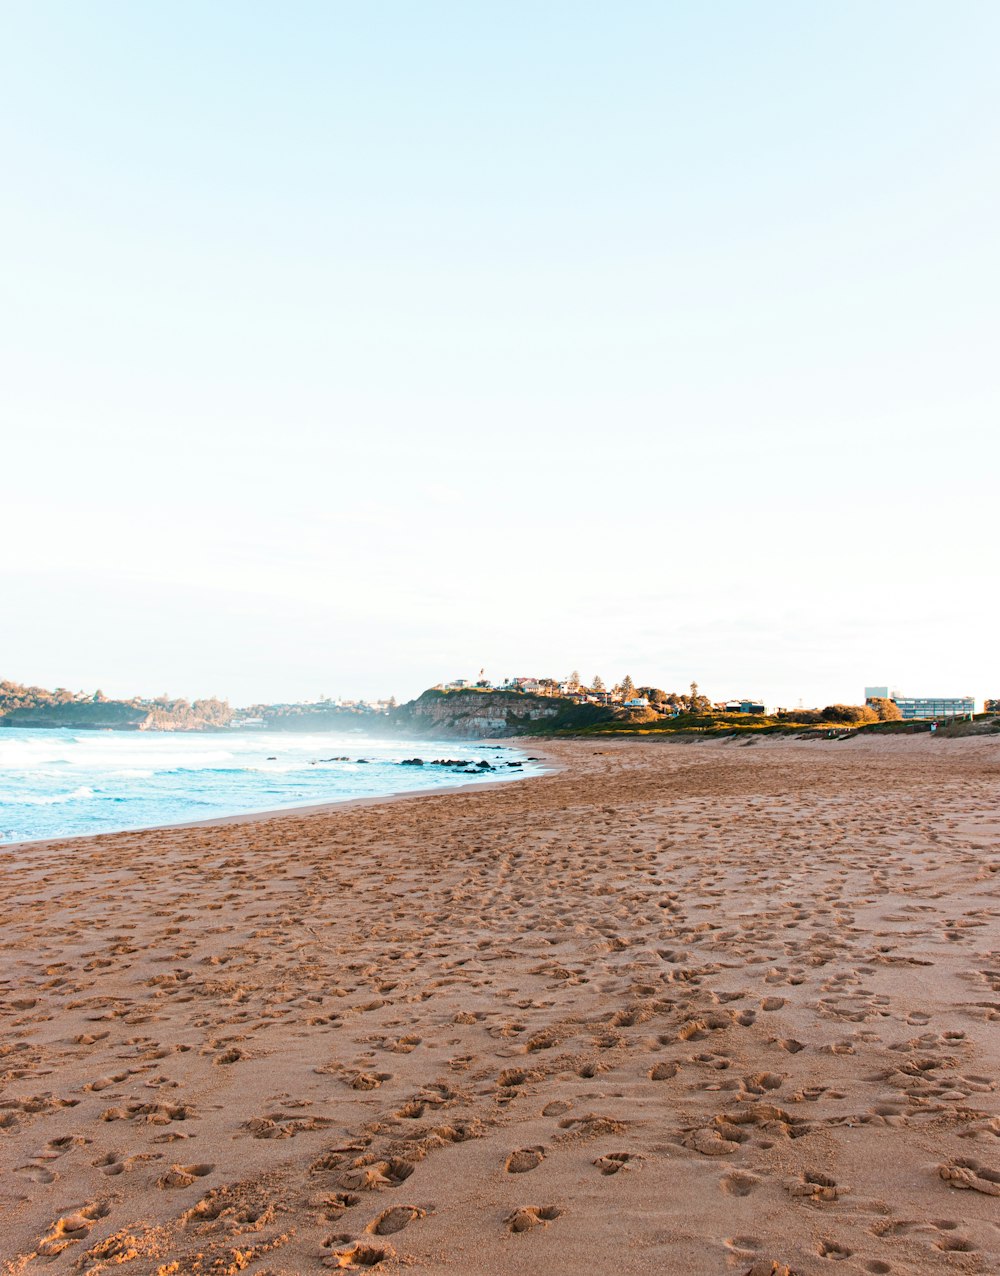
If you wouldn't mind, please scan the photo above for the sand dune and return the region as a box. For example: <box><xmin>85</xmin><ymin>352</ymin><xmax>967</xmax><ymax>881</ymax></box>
<box><xmin>2</xmin><ymin>735</ymin><xmax>999</xmax><ymax>1274</ymax></box>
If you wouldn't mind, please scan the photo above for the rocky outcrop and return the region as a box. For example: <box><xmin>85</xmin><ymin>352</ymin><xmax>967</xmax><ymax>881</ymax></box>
<box><xmin>390</xmin><ymin>690</ymin><xmax>612</xmax><ymax>738</ymax></box>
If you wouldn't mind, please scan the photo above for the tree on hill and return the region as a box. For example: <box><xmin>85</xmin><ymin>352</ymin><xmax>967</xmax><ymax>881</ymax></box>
<box><xmin>592</xmin><ymin>675</ymin><xmax>605</xmax><ymax>693</ymax></box>
<box><xmin>687</xmin><ymin>681</ymin><xmax>712</xmax><ymax>714</ymax></box>
<box><xmin>869</xmin><ymin>697</ymin><xmax>902</xmax><ymax>721</ymax></box>
<box><xmin>621</xmin><ymin>674</ymin><xmax>636</xmax><ymax>700</ymax></box>
<box><xmin>568</xmin><ymin>671</ymin><xmax>581</xmax><ymax>692</ymax></box>
<box><xmin>637</xmin><ymin>686</ymin><xmax>667</xmax><ymax>704</ymax></box>
<box><xmin>191</xmin><ymin>698</ymin><xmax>232</xmax><ymax>726</ymax></box>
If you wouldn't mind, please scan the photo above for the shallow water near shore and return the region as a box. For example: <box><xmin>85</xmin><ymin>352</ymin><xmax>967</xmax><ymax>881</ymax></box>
<box><xmin>0</xmin><ymin>728</ymin><xmax>538</xmax><ymax>843</ymax></box>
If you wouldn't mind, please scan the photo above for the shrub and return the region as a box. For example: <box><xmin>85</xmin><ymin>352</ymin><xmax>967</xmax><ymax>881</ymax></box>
<box><xmin>821</xmin><ymin>704</ymin><xmax>878</xmax><ymax>724</ymax></box>
<box><xmin>868</xmin><ymin>697</ymin><xmax>902</xmax><ymax>721</ymax></box>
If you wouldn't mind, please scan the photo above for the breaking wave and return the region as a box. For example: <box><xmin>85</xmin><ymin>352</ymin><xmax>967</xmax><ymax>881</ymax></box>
<box><xmin>0</xmin><ymin>728</ymin><xmax>538</xmax><ymax>844</ymax></box>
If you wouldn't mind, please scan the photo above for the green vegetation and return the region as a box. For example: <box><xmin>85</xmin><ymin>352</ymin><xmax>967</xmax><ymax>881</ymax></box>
<box><xmin>515</xmin><ymin>701</ymin><xmax>991</xmax><ymax>740</ymax></box>
<box><xmin>868</xmin><ymin>696</ymin><xmax>902</xmax><ymax>721</ymax></box>
<box><xmin>404</xmin><ymin>681</ymin><xmax>970</xmax><ymax>741</ymax></box>
<box><xmin>532</xmin><ymin>710</ymin><xmax>801</xmax><ymax>738</ymax></box>
<box><xmin>514</xmin><ymin>700</ymin><xmax>618</xmax><ymax>734</ymax></box>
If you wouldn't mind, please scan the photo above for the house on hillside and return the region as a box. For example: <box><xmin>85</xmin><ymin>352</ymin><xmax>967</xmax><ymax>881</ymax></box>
<box><xmin>723</xmin><ymin>699</ymin><xmax>766</xmax><ymax>715</ymax></box>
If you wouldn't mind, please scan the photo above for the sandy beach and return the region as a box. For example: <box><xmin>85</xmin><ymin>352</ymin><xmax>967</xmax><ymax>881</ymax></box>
<box><xmin>2</xmin><ymin>735</ymin><xmax>999</xmax><ymax>1275</ymax></box>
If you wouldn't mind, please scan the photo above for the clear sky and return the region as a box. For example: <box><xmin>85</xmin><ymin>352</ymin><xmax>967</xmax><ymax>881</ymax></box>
<box><xmin>2</xmin><ymin>2</ymin><xmax>998</xmax><ymax>708</ymax></box>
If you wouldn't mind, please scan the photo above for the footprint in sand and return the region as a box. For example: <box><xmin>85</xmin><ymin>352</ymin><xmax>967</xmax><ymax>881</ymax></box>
<box><xmin>725</xmin><ymin>1235</ymin><xmax>763</xmax><ymax>1255</ymax></box>
<box><xmin>818</xmin><ymin>1239</ymin><xmax>853</xmax><ymax>1260</ymax></box>
<box><xmin>934</xmin><ymin>1234</ymin><xmax>976</xmax><ymax>1252</ymax></box>
<box><xmin>157</xmin><ymin>1162</ymin><xmax>214</xmax><ymax>1188</ymax></box>
<box><xmin>720</xmin><ymin>1170</ymin><xmax>760</xmax><ymax>1196</ymax></box>
<box><xmin>349</xmin><ymin>1072</ymin><xmax>392</xmax><ymax>1091</ymax></box>
<box><xmin>318</xmin><ymin>1192</ymin><xmax>360</xmax><ymax>1220</ymax></box>
<box><xmin>14</xmin><ymin>1163</ymin><xmax>56</xmax><ymax>1184</ymax></box>
<box><xmin>321</xmin><ymin>1239</ymin><xmax>396</xmax><ymax>1269</ymax></box>
<box><xmin>593</xmin><ymin>1151</ymin><xmax>638</xmax><ymax>1175</ymax></box>
<box><xmin>340</xmin><ymin>1158</ymin><xmax>415</xmax><ymax>1192</ymax></box>
<box><xmin>541</xmin><ymin>1100</ymin><xmax>571</xmax><ymax>1116</ymax></box>
<box><xmin>505</xmin><ymin>1147</ymin><xmax>545</xmax><ymax>1174</ymax></box>
<box><xmin>787</xmin><ymin>1171</ymin><xmax>849</xmax><ymax>1201</ymax></box>
<box><xmin>938</xmin><ymin>1157</ymin><xmax>1000</xmax><ymax>1195</ymax></box>
<box><xmin>365</xmin><ymin>1205</ymin><xmax>427</xmax><ymax>1235</ymax></box>
<box><xmin>505</xmin><ymin>1205</ymin><xmax>561</xmax><ymax>1233</ymax></box>
<box><xmin>741</xmin><ymin>1072</ymin><xmax>784</xmax><ymax>1095</ymax></box>
<box><xmin>37</xmin><ymin>1203</ymin><xmax>110</xmax><ymax>1257</ymax></box>
<box><xmin>101</xmin><ymin>1100</ymin><xmax>196</xmax><ymax>1125</ymax></box>
<box><xmin>84</xmin><ymin>1073</ymin><xmax>130</xmax><ymax>1092</ymax></box>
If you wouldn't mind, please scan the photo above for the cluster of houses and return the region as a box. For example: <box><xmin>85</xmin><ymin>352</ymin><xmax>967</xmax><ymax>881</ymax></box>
<box><xmin>437</xmin><ymin>675</ymin><xmax>645</xmax><ymax>707</ymax></box>
<box><xmin>436</xmin><ymin>677</ymin><xmax>766</xmax><ymax>716</ymax></box>
<box><xmin>230</xmin><ymin>696</ymin><xmax>396</xmax><ymax>728</ymax></box>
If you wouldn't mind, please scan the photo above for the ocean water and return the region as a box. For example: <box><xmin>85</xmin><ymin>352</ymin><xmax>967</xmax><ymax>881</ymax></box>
<box><xmin>0</xmin><ymin>728</ymin><xmax>540</xmax><ymax>845</ymax></box>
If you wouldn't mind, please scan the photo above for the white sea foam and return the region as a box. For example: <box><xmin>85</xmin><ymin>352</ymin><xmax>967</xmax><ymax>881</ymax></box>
<box><xmin>3</xmin><ymin>785</ymin><xmax>95</xmax><ymax>806</ymax></box>
<box><xmin>0</xmin><ymin>728</ymin><xmax>538</xmax><ymax>844</ymax></box>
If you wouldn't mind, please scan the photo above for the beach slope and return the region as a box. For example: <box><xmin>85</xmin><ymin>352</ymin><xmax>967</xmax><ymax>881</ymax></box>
<box><xmin>2</xmin><ymin>736</ymin><xmax>999</xmax><ymax>1274</ymax></box>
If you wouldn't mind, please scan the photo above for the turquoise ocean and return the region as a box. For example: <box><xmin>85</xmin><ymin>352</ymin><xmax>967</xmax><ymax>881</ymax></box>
<box><xmin>0</xmin><ymin>728</ymin><xmax>538</xmax><ymax>844</ymax></box>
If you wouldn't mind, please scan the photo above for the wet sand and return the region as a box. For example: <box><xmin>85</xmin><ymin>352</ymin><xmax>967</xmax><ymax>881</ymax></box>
<box><xmin>2</xmin><ymin>735</ymin><xmax>999</xmax><ymax>1275</ymax></box>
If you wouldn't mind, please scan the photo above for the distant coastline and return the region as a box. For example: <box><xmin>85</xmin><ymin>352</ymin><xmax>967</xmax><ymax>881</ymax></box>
<box><xmin>3</xmin><ymin>679</ymin><xmax>997</xmax><ymax>742</ymax></box>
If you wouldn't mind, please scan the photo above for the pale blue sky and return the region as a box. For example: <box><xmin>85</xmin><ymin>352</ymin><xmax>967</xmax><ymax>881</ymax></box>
<box><xmin>2</xmin><ymin>2</ymin><xmax>997</xmax><ymax>707</ymax></box>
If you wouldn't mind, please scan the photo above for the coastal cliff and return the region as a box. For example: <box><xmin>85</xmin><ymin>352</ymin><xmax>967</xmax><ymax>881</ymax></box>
<box><xmin>389</xmin><ymin>689</ymin><xmax>613</xmax><ymax>738</ymax></box>
<box><xmin>0</xmin><ymin>702</ymin><xmax>149</xmax><ymax>730</ymax></box>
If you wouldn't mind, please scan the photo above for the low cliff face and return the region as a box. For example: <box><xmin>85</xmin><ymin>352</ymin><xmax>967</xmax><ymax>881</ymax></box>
<box><xmin>390</xmin><ymin>690</ymin><xmax>613</xmax><ymax>738</ymax></box>
<box><xmin>0</xmin><ymin>702</ymin><xmax>148</xmax><ymax>730</ymax></box>
<box><xmin>1</xmin><ymin>702</ymin><xmax>230</xmax><ymax>732</ymax></box>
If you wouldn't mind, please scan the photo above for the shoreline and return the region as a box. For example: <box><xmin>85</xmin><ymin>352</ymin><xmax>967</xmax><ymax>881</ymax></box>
<box><xmin>0</xmin><ymin>742</ymin><xmax>560</xmax><ymax>856</ymax></box>
<box><xmin>4</xmin><ymin>728</ymin><xmax>991</xmax><ymax>855</ymax></box>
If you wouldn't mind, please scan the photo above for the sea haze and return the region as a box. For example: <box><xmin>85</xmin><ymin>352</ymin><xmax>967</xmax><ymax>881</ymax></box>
<box><xmin>0</xmin><ymin>729</ymin><xmax>539</xmax><ymax>844</ymax></box>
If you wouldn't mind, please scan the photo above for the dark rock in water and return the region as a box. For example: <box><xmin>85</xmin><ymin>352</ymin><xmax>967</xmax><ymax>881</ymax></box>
<box><xmin>266</xmin><ymin>756</ymin><xmax>277</xmax><ymax>760</ymax></box>
<box><xmin>356</xmin><ymin>758</ymin><xmax>369</xmax><ymax>764</ymax></box>
<box><xmin>526</xmin><ymin>757</ymin><xmax>540</xmax><ymax>761</ymax></box>
<box><xmin>506</xmin><ymin>761</ymin><xmax>523</xmax><ymax>767</ymax></box>
<box><xmin>400</xmin><ymin>758</ymin><xmax>424</xmax><ymax>766</ymax></box>
<box><xmin>476</xmin><ymin>760</ymin><xmax>493</xmax><ymax>769</ymax></box>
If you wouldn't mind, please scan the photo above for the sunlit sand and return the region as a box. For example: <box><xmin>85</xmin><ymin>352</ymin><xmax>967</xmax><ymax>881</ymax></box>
<box><xmin>2</xmin><ymin>736</ymin><xmax>998</xmax><ymax>1273</ymax></box>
